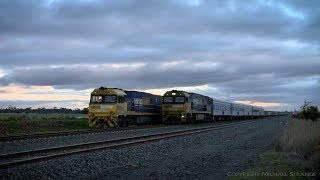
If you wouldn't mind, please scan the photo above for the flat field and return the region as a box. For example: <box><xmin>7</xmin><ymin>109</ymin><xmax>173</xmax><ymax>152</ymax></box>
<box><xmin>0</xmin><ymin>113</ymin><xmax>89</xmax><ymax>135</ymax></box>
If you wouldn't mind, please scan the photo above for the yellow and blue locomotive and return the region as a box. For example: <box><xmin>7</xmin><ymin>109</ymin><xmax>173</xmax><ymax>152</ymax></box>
<box><xmin>162</xmin><ymin>90</ymin><xmax>213</xmax><ymax>123</ymax></box>
<box><xmin>162</xmin><ymin>90</ymin><xmax>265</xmax><ymax>123</ymax></box>
<box><xmin>88</xmin><ymin>87</ymin><xmax>161</xmax><ymax>127</ymax></box>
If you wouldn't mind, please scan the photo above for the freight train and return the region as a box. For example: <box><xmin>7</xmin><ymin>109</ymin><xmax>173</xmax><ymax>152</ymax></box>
<box><xmin>88</xmin><ymin>87</ymin><xmax>284</xmax><ymax>127</ymax></box>
<box><xmin>88</xmin><ymin>87</ymin><xmax>161</xmax><ymax>127</ymax></box>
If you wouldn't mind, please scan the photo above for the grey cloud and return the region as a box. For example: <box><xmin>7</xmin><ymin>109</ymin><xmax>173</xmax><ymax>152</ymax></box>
<box><xmin>0</xmin><ymin>0</ymin><xmax>319</xmax><ymax>110</ymax></box>
<box><xmin>0</xmin><ymin>0</ymin><xmax>319</xmax><ymax>67</ymax></box>
<box><xmin>1</xmin><ymin>0</ymin><xmax>319</xmax><ymax>42</ymax></box>
<box><xmin>0</xmin><ymin>63</ymin><xmax>228</xmax><ymax>89</ymax></box>
<box><xmin>1</xmin><ymin>60</ymin><xmax>319</xmax><ymax>99</ymax></box>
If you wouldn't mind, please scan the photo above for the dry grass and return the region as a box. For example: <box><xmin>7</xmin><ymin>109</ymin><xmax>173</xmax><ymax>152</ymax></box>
<box><xmin>274</xmin><ymin>119</ymin><xmax>320</xmax><ymax>172</ymax></box>
<box><xmin>275</xmin><ymin>119</ymin><xmax>320</xmax><ymax>155</ymax></box>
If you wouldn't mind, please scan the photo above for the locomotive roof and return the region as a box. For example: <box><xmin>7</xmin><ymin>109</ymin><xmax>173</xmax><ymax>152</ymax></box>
<box><xmin>91</xmin><ymin>87</ymin><xmax>161</xmax><ymax>97</ymax></box>
<box><xmin>163</xmin><ymin>90</ymin><xmax>190</xmax><ymax>97</ymax></box>
<box><xmin>91</xmin><ymin>87</ymin><xmax>127</xmax><ymax>96</ymax></box>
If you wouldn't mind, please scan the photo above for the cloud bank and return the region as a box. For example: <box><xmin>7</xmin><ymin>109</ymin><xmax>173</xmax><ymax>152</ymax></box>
<box><xmin>0</xmin><ymin>0</ymin><xmax>319</xmax><ymax>110</ymax></box>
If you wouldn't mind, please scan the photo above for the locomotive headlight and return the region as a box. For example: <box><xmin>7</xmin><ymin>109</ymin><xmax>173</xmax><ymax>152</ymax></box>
<box><xmin>181</xmin><ymin>115</ymin><xmax>185</xmax><ymax>118</ymax></box>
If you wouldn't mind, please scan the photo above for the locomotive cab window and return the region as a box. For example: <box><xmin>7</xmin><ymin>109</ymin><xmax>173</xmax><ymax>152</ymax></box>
<box><xmin>118</xmin><ymin>96</ymin><xmax>125</xmax><ymax>103</ymax></box>
<box><xmin>163</xmin><ymin>97</ymin><xmax>174</xmax><ymax>103</ymax></box>
<box><xmin>104</xmin><ymin>95</ymin><xmax>117</xmax><ymax>103</ymax></box>
<box><xmin>175</xmin><ymin>97</ymin><xmax>185</xmax><ymax>103</ymax></box>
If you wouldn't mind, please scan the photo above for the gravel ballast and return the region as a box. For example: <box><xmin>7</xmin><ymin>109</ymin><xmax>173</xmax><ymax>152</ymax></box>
<box><xmin>0</xmin><ymin>121</ymin><xmax>251</xmax><ymax>154</ymax></box>
<box><xmin>0</xmin><ymin>116</ymin><xmax>289</xmax><ymax>179</ymax></box>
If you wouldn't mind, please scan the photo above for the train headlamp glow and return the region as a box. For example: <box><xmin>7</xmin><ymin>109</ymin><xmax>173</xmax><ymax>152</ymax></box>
<box><xmin>181</xmin><ymin>115</ymin><xmax>185</xmax><ymax>118</ymax></box>
<box><xmin>172</xmin><ymin>93</ymin><xmax>176</xmax><ymax>95</ymax></box>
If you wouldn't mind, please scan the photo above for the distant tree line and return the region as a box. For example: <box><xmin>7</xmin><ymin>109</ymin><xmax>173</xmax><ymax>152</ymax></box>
<box><xmin>0</xmin><ymin>106</ymin><xmax>89</xmax><ymax>114</ymax></box>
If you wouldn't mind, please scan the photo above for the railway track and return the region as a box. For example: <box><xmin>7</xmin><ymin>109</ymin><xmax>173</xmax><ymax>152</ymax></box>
<box><xmin>0</xmin><ymin>119</ymin><xmax>254</xmax><ymax>142</ymax></box>
<box><xmin>0</xmin><ymin>129</ymin><xmax>104</xmax><ymax>142</ymax></box>
<box><xmin>0</xmin><ymin>125</ymin><xmax>172</xmax><ymax>142</ymax></box>
<box><xmin>0</xmin><ymin>120</ymin><xmax>256</xmax><ymax>169</ymax></box>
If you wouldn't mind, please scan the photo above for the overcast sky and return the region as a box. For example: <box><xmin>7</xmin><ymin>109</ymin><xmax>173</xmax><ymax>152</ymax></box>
<box><xmin>0</xmin><ymin>0</ymin><xmax>319</xmax><ymax>111</ymax></box>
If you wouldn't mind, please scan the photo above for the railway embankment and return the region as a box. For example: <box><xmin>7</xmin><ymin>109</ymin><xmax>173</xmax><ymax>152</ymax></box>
<box><xmin>0</xmin><ymin>116</ymin><xmax>292</xmax><ymax>179</ymax></box>
<box><xmin>231</xmin><ymin>119</ymin><xmax>320</xmax><ymax>179</ymax></box>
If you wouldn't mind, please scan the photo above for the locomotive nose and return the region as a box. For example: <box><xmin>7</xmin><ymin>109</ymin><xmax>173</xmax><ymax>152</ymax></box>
<box><xmin>162</xmin><ymin>104</ymin><xmax>187</xmax><ymax>123</ymax></box>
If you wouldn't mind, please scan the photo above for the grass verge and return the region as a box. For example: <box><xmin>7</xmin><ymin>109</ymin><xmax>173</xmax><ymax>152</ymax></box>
<box><xmin>229</xmin><ymin>119</ymin><xmax>320</xmax><ymax>179</ymax></box>
<box><xmin>275</xmin><ymin>119</ymin><xmax>320</xmax><ymax>173</ymax></box>
<box><xmin>0</xmin><ymin>113</ymin><xmax>90</xmax><ymax>135</ymax></box>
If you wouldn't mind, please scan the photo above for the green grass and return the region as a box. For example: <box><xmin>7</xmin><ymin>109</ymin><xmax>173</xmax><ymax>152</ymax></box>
<box><xmin>229</xmin><ymin>151</ymin><xmax>306</xmax><ymax>180</ymax></box>
<box><xmin>36</xmin><ymin>127</ymin><xmax>46</xmax><ymax>133</ymax></box>
<box><xmin>0</xmin><ymin>113</ymin><xmax>90</xmax><ymax>135</ymax></box>
<box><xmin>255</xmin><ymin>151</ymin><xmax>304</xmax><ymax>176</ymax></box>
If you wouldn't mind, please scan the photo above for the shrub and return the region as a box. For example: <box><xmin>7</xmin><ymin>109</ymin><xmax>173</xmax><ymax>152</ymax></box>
<box><xmin>302</xmin><ymin>105</ymin><xmax>319</xmax><ymax>121</ymax></box>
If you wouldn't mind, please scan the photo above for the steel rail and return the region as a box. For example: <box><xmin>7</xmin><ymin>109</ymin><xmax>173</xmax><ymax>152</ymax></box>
<box><xmin>0</xmin><ymin>129</ymin><xmax>105</xmax><ymax>142</ymax></box>
<box><xmin>0</xmin><ymin>125</ymin><xmax>172</xmax><ymax>142</ymax></box>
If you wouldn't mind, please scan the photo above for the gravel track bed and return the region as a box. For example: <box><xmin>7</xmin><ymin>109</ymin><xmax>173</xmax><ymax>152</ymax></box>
<box><xmin>0</xmin><ymin>120</ymin><xmax>247</xmax><ymax>155</ymax></box>
<box><xmin>0</xmin><ymin>116</ymin><xmax>288</xmax><ymax>179</ymax></box>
